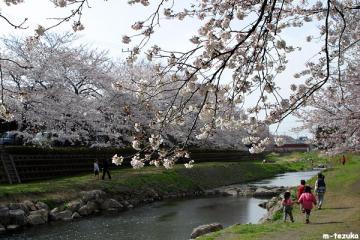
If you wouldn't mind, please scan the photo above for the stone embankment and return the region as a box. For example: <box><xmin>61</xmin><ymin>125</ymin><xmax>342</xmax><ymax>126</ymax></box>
<box><xmin>190</xmin><ymin>223</ymin><xmax>224</xmax><ymax>239</ymax></box>
<box><xmin>258</xmin><ymin>196</ymin><xmax>283</xmax><ymax>222</ymax></box>
<box><xmin>188</xmin><ymin>184</ymin><xmax>287</xmax><ymax>239</ymax></box>
<box><xmin>205</xmin><ymin>184</ymin><xmax>287</xmax><ymax>198</ymax></box>
<box><xmin>0</xmin><ymin>184</ymin><xmax>286</xmax><ymax>235</ymax></box>
<box><xmin>0</xmin><ymin>189</ymin><xmax>204</xmax><ymax>234</ymax></box>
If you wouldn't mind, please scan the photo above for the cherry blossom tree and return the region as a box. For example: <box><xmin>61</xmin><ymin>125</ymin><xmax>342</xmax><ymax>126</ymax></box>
<box><xmin>117</xmin><ymin>0</ymin><xmax>360</xmax><ymax>164</ymax></box>
<box><xmin>1</xmin><ymin>0</ymin><xmax>359</xmax><ymax>167</ymax></box>
<box><xmin>0</xmin><ymin>33</ymin><xmax>135</xmax><ymax>146</ymax></box>
<box><xmin>111</xmin><ymin>62</ymin><xmax>256</xmax><ymax>168</ymax></box>
<box><xmin>297</xmin><ymin>58</ymin><xmax>360</xmax><ymax>154</ymax></box>
<box><xmin>0</xmin><ymin>33</ymin><xmax>253</xmax><ymax>153</ymax></box>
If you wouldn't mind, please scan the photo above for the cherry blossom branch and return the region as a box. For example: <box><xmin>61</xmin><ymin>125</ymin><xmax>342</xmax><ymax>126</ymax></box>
<box><xmin>0</xmin><ymin>14</ymin><xmax>28</xmax><ymax>29</ymax></box>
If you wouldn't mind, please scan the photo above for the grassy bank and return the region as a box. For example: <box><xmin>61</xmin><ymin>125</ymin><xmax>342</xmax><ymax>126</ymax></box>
<box><xmin>198</xmin><ymin>154</ymin><xmax>360</xmax><ymax>240</ymax></box>
<box><xmin>0</xmin><ymin>152</ymin><xmax>320</xmax><ymax>206</ymax></box>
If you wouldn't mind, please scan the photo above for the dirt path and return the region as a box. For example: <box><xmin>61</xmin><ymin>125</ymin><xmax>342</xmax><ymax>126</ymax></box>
<box><xmin>257</xmin><ymin>190</ymin><xmax>360</xmax><ymax>240</ymax></box>
<box><xmin>207</xmin><ymin>159</ymin><xmax>360</xmax><ymax>240</ymax></box>
<box><xmin>213</xmin><ymin>191</ymin><xmax>360</xmax><ymax>240</ymax></box>
<box><xmin>258</xmin><ymin>164</ymin><xmax>360</xmax><ymax>240</ymax></box>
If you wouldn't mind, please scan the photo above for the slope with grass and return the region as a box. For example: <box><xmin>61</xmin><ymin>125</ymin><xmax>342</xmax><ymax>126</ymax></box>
<box><xmin>0</xmin><ymin>152</ymin><xmax>320</xmax><ymax>208</ymax></box>
<box><xmin>198</xmin><ymin>154</ymin><xmax>360</xmax><ymax>240</ymax></box>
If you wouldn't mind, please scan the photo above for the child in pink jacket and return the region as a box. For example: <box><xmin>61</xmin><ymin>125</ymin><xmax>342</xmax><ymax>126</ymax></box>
<box><xmin>298</xmin><ymin>185</ymin><xmax>317</xmax><ymax>223</ymax></box>
<box><xmin>282</xmin><ymin>191</ymin><xmax>294</xmax><ymax>222</ymax></box>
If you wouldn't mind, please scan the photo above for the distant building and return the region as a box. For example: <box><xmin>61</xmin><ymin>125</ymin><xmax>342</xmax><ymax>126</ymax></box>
<box><xmin>274</xmin><ymin>143</ymin><xmax>311</xmax><ymax>152</ymax></box>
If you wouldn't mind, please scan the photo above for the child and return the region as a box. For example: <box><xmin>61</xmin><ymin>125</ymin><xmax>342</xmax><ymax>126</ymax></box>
<box><xmin>297</xmin><ymin>179</ymin><xmax>306</xmax><ymax>200</ymax></box>
<box><xmin>297</xmin><ymin>179</ymin><xmax>306</xmax><ymax>212</ymax></box>
<box><xmin>314</xmin><ymin>173</ymin><xmax>326</xmax><ymax>209</ymax></box>
<box><xmin>298</xmin><ymin>186</ymin><xmax>317</xmax><ymax>223</ymax></box>
<box><xmin>282</xmin><ymin>191</ymin><xmax>294</xmax><ymax>222</ymax></box>
<box><xmin>94</xmin><ymin>159</ymin><xmax>100</xmax><ymax>180</ymax></box>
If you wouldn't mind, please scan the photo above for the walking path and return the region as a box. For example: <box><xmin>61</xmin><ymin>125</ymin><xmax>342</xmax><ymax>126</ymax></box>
<box><xmin>200</xmin><ymin>156</ymin><xmax>360</xmax><ymax>240</ymax></box>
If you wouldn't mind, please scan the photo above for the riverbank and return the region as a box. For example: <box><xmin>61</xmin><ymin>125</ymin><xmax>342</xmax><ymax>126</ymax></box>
<box><xmin>198</xmin><ymin>154</ymin><xmax>360</xmax><ymax>240</ymax></box>
<box><xmin>0</xmin><ymin>152</ymin><xmax>319</xmax><ymax>204</ymax></box>
<box><xmin>0</xmin><ymin>151</ymin><xmax>323</xmax><ymax>234</ymax></box>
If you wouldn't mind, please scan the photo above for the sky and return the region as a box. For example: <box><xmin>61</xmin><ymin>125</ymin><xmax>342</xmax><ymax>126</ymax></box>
<box><xmin>0</xmin><ymin>0</ymin><xmax>323</xmax><ymax>138</ymax></box>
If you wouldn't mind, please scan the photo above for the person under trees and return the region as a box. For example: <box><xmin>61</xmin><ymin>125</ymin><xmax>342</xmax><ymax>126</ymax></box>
<box><xmin>298</xmin><ymin>185</ymin><xmax>317</xmax><ymax>224</ymax></box>
<box><xmin>0</xmin><ymin>0</ymin><xmax>359</xmax><ymax>168</ymax></box>
<box><xmin>297</xmin><ymin>179</ymin><xmax>306</xmax><ymax>200</ymax></box>
<box><xmin>341</xmin><ymin>155</ymin><xmax>347</xmax><ymax>165</ymax></box>
<box><xmin>282</xmin><ymin>191</ymin><xmax>295</xmax><ymax>223</ymax></box>
<box><xmin>101</xmin><ymin>158</ymin><xmax>112</xmax><ymax>180</ymax></box>
<box><xmin>314</xmin><ymin>173</ymin><xmax>326</xmax><ymax>209</ymax></box>
<box><xmin>94</xmin><ymin>159</ymin><xmax>100</xmax><ymax>180</ymax></box>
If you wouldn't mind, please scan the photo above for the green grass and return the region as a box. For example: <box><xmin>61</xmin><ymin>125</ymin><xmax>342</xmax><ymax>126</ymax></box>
<box><xmin>271</xmin><ymin>210</ymin><xmax>283</xmax><ymax>221</ymax></box>
<box><xmin>265</xmin><ymin>152</ymin><xmax>303</xmax><ymax>162</ymax></box>
<box><xmin>264</xmin><ymin>151</ymin><xmax>328</xmax><ymax>171</ymax></box>
<box><xmin>198</xmin><ymin>154</ymin><xmax>360</xmax><ymax>240</ymax></box>
<box><xmin>0</xmin><ymin>151</ymin><xmax>321</xmax><ymax>205</ymax></box>
<box><xmin>229</xmin><ymin>223</ymin><xmax>301</xmax><ymax>239</ymax></box>
<box><xmin>325</xmin><ymin>154</ymin><xmax>360</xmax><ymax>192</ymax></box>
<box><xmin>0</xmin><ymin>162</ymin><xmax>279</xmax><ymax>199</ymax></box>
<box><xmin>199</xmin><ymin>223</ymin><xmax>302</xmax><ymax>240</ymax></box>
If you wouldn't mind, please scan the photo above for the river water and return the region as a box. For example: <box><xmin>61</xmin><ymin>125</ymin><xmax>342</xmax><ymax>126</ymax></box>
<box><xmin>2</xmin><ymin>170</ymin><xmax>318</xmax><ymax>240</ymax></box>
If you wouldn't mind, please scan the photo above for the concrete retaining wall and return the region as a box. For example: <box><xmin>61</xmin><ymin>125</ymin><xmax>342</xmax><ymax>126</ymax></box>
<box><xmin>0</xmin><ymin>147</ymin><xmax>262</xmax><ymax>183</ymax></box>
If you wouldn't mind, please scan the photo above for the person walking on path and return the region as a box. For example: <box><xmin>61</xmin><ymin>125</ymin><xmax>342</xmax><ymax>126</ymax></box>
<box><xmin>298</xmin><ymin>186</ymin><xmax>317</xmax><ymax>224</ymax></box>
<box><xmin>297</xmin><ymin>180</ymin><xmax>306</xmax><ymax>200</ymax></box>
<box><xmin>282</xmin><ymin>191</ymin><xmax>294</xmax><ymax>223</ymax></box>
<box><xmin>94</xmin><ymin>159</ymin><xmax>100</xmax><ymax>180</ymax></box>
<box><xmin>314</xmin><ymin>173</ymin><xmax>326</xmax><ymax>209</ymax></box>
<box><xmin>297</xmin><ymin>179</ymin><xmax>306</xmax><ymax>212</ymax></box>
<box><xmin>341</xmin><ymin>155</ymin><xmax>346</xmax><ymax>165</ymax></box>
<box><xmin>102</xmin><ymin>159</ymin><xmax>112</xmax><ymax>180</ymax></box>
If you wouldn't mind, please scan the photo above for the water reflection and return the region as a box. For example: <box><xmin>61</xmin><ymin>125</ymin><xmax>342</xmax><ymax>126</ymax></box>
<box><xmin>2</xmin><ymin>197</ymin><xmax>265</xmax><ymax>240</ymax></box>
<box><xmin>1</xmin><ymin>170</ymin><xmax>318</xmax><ymax>240</ymax></box>
<box><xmin>253</xmin><ymin>170</ymin><xmax>319</xmax><ymax>187</ymax></box>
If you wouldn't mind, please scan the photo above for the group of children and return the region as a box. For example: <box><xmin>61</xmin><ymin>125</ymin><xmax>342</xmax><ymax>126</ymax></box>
<box><xmin>282</xmin><ymin>173</ymin><xmax>326</xmax><ymax>224</ymax></box>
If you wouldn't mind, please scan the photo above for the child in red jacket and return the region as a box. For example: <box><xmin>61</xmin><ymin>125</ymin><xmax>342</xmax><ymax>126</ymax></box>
<box><xmin>297</xmin><ymin>179</ymin><xmax>306</xmax><ymax>212</ymax></box>
<box><xmin>298</xmin><ymin>185</ymin><xmax>317</xmax><ymax>223</ymax></box>
<box><xmin>297</xmin><ymin>180</ymin><xmax>306</xmax><ymax>200</ymax></box>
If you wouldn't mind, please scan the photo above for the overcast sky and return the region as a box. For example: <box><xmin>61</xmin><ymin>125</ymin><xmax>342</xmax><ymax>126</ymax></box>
<box><xmin>0</xmin><ymin>1</ymin><xmax>322</xmax><ymax>138</ymax></box>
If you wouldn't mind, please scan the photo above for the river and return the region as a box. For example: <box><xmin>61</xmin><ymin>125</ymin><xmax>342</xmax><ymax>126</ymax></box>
<box><xmin>2</xmin><ymin>170</ymin><xmax>319</xmax><ymax>240</ymax></box>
